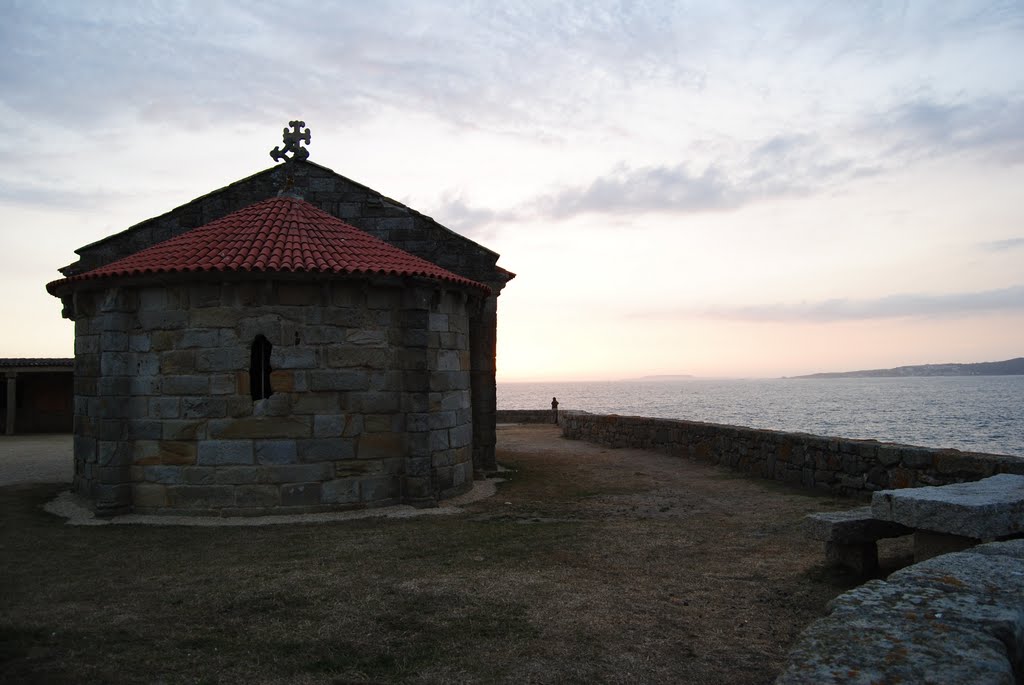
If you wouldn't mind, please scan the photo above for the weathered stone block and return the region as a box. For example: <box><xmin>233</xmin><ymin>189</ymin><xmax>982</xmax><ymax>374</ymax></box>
<box><xmin>406</xmin><ymin>412</ymin><xmax>431</xmax><ymax>432</ymax></box>
<box><xmin>180</xmin><ymin>328</ymin><xmax>219</xmax><ymax>349</ymax></box>
<box><xmin>155</xmin><ymin>438</ymin><xmax>197</xmax><ymax>464</ymax></box>
<box><xmin>429</xmin><ymin>430</ymin><xmax>449</xmax><ymax>451</ymax></box>
<box><xmin>278</xmin><ymin>283</ymin><xmax>321</xmax><ymax>306</ymax></box>
<box><xmin>159</xmin><ymin>350</ymin><xmax>195</xmax><ymax>375</ymax></box>
<box><xmin>209</xmin><ymin>374</ymin><xmax>236</xmax><ymax>395</ymax></box>
<box><xmin>360</xmin><ymin>476</ymin><xmax>399</xmax><ymax>502</ymax></box>
<box><xmin>213</xmin><ymin>467</ymin><xmax>261</xmax><ymax>485</ymax></box>
<box><xmin>189</xmin><ymin>307</ymin><xmax>238</xmax><ymax>328</ymax></box>
<box><xmin>357</xmin><ymin>432</ymin><xmax>405</xmax><ymax>459</ymax></box>
<box><xmin>309</xmin><ymin>370</ymin><xmax>370</xmax><ymax>392</ymax></box>
<box><xmin>321</xmin><ymin>478</ymin><xmax>360</xmax><ymax>504</ymax></box>
<box><xmin>326</xmin><ymin>347</ymin><xmax>389</xmax><ymax>370</ymax></box>
<box><xmin>272</xmin><ymin>347</ymin><xmax>317</xmax><ymax>369</ymax></box>
<box><xmin>143</xmin><ymin>465</ymin><xmax>183</xmax><ymax>484</ymax></box>
<box><xmin>100</xmin><ymin>331</ymin><xmax>129</xmax><ymax>351</ymax></box>
<box><xmin>259</xmin><ymin>463</ymin><xmax>334</xmax><ymax>484</ymax></box>
<box><xmin>313</xmin><ymin>414</ymin><xmax>345</xmax><ymax>438</ymax></box>
<box><xmin>197</xmin><ymin>440</ymin><xmax>254</xmax><ymax>465</ymax></box>
<box><xmin>182</xmin><ymin>467</ymin><xmax>215</xmax><ymax>485</ymax></box>
<box><xmin>268</xmin><ymin>369</ymin><xmax>295</xmax><ymax>392</ymax></box>
<box><xmin>183</xmin><ymin>397</ymin><xmax>227</xmax><ymax>420</ymax></box>
<box><xmin>286</xmin><ymin>392</ymin><xmax>337</xmax><ymax>415</ymax></box>
<box><xmin>428</xmin><ymin>411</ymin><xmax>457</xmax><ymax>430</ymax></box>
<box><xmin>235</xmin><ymin>484</ymin><xmax>280</xmax><ymax>507</ymax></box>
<box><xmin>255</xmin><ymin>440</ymin><xmax>298</xmax><ymax>465</ymax></box>
<box><xmin>871</xmin><ymin>474</ymin><xmax>1024</xmax><ymax>540</ymax></box>
<box><xmin>97</xmin><ymin>441</ymin><xmax>132</xmax><ymax>467</ymax></box>
<box><xmin>297</xmin><ymin>438</ymin><xmax>356</xmax><ymax>462</ymax></box>
<box><xmin>435</xmin><ymin>349</ymin><xmax>462</xmax><ymax>372</ymax></box>
<box><xmin>168</xmin><ymin>485</ymin><xmax>235</xmax><ymax>509</ymax></box>
<box><xmin>347</xmin><ymin>391</ymin><xmax>399</xmax><ymax>413</ymax></box>
<box><xmin>281</xmin><ymin>482</ymin><xmax>321</xmax><ymax>506</ymax></box>
<box><xmin>363</xmin><ymin>414</ymin><xmax>399</xmax><ymax>433</ymax></box>
<box><xmin>208</xmin><ymin>416</ymin><xmax>311</xmax><ymax>439</ymax></box>
<box><xmin>125</xmin><ymin>420</ymin><xmax>162</xmax><ymax>440</ymax></box>
<box><xmin>162</xmin><ymin>375</ymin><xmax>209</xmax><ymax>395</ymax></box>
<box><xmin>346</xmin><ymin>330</ymin><xmax>386</xmax><ymax>347</ymax></box>
<box><xmin>196</xmin><ymin>348</ymin><xmax>246</xmax><ymax>372</ymax></box>
<box><xmin>162</xmin><ymin>420</ymin><xmax>205</xmax><ymax>441</ymax></box>
<box><xmin>132</xmin><ymin>482</ymin><xmax>168</xmax><ymax>509</ymax></box>
<box><xmin>428</xmin><ymin>313</ymin><xmax>449</xmax><ymax>332</ymax></box>
<box><xmin>449</xmin><ymin>423</ymin><xmax>473</xmax><ymax>450</ymax></box>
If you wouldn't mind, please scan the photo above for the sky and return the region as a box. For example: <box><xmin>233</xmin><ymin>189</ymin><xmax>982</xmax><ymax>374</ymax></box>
<box><xmin>1</xmin><ymin>1</ymin><xmax>1022</xmax><ymax>381</ymax></box>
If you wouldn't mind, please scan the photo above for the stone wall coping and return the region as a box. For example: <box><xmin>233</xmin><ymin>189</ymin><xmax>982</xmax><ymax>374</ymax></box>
<box><xmin>776</xmin><ymin>539</ymin><xmax>1024</xmax><ymax>683</ymax></box>
<box><xmin>557</xmin><ymin>410</ymin><xmax>1024</xmax><ymax>496</ymax></box>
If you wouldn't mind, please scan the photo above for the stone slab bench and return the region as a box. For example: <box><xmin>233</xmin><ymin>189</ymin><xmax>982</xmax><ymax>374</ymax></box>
<box><xmin>777</xmin><ymin>539</ymin><xmax>1024</xmax><ymax>684</ymax></box>
<box><xmin>872</xmin><ymin>473</ymin><xmax>1024</xmax><ymax>560</ymax></box>
<box><xmin>805</xmin><ymin>507</ymin><xmax>912</xmax><ymax>574</ymax></box>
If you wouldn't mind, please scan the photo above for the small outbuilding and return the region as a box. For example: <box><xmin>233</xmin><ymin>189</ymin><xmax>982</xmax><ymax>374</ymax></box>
<box><xmin>47</xmin><ymin>123</ymin><xmax>513</xmax><ymax>516</ymax></box>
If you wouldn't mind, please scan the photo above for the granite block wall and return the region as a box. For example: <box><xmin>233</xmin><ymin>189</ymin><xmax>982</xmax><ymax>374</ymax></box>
<box><xmin>495</xmin><ymin>409</ymin><xmax>558</xmax><ymax>424</ymax></box>
<box><xmin>62</xmin><ymin>160</ymin><xmax>512</xmax><ymax>476</ymax></box>
<box><xmin>70</xmin><ymin>277</ymin><xmax>474</xmax><ymax>515</ymax></box>
<box><xmin>560</xmin><ymin>411</ymin><xmax>1024</xmax><ymax>496</ymax></box>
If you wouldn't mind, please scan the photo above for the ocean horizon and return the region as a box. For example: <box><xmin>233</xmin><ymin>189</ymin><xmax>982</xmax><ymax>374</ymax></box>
<box><xmin>497</xmin><ymin>376</ymin><xmax>1024</xmax><ymax>458</ymax></box>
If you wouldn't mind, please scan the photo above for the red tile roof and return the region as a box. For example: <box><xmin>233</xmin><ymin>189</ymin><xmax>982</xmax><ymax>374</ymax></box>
<box><xmin>47</xmin><ymin>196</ymin><xmax>488</xmax><ymax>294</ymax></box>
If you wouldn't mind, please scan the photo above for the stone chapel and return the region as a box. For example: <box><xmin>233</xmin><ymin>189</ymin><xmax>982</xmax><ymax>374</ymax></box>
<box><xmin>47</xmin><ymin>122</ymin><xmax>514</xmax><ymax>516</ymax></box>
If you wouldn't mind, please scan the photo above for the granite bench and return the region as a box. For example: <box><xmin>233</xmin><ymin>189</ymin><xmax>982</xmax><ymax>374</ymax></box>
<box><xmin>805</xmin><ymin>507</ymin><xmax>912</xmax><ymax>574</ymax></box>
<box><xmin>871</xmin><ymin>472</ymin><xmax>1024</xmax><ymax>561</ymax></box>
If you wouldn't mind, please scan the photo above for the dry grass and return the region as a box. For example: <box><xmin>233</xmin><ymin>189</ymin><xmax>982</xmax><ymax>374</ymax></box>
<box><xmin>0</xmin><ymin>425</ymin><xmax>912</xmax><ymax>684</ymax></box>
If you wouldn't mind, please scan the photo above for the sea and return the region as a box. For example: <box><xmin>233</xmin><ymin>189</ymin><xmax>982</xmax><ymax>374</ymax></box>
<box><xmin>497</xmin><ymin>376</ymin><xmax>1024</xmax><ymax>458</ymax></box>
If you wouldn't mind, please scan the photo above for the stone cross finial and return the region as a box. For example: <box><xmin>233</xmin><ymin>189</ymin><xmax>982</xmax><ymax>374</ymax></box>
<box><xmin>270</xmin><ymin>120</ymin><xmax>311</xmax><ymax>162</ymax></box>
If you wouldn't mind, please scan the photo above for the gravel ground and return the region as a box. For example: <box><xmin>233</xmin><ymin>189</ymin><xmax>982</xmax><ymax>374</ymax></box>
<box><xmin>0</xmin><ymin>434</ymin><xmax>73</xmax><ymax>486</ymax></box>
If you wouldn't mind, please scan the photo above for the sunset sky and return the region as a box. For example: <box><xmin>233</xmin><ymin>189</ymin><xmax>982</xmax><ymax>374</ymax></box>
<box><xmin>2</xmin><ymin>1</ymin><xmax>1022</xmax><ymax>380</ymax></box>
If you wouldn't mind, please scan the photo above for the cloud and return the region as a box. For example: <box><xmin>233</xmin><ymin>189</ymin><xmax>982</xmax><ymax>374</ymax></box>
<box><xmin>866</xmin><ymin>97</ymin><xmax>1024</xmax><ymax>163</ymax></box>
<box><xmin>431</xmin><ymin>194</ymin><xmax>514</xmax><ymax>238</ymax></box>
<box><xmin>0</xmin><ymin>180</ymin><xmax>123</xmax><ymax>211</ymax></box>
<box><xmin>980</xmin><ymin>237</ymin><xmax>1024</xmax><ymax>252</ymax></box>
<box><xmin>527</xmin><ymin>133</ymin><xmax>878</xmax><ymax>219</ymax></box>
<box><xmin>636</xmin><ymin>285</ymin><xmax>1024</xmax><ymax>323</ymax></box>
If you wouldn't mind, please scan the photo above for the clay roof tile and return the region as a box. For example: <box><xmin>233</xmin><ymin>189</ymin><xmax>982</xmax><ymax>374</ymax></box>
<box><xmin>47</xmin><ymin>196</ymin><xmax>489</xmax><ymax>295</ymax></box>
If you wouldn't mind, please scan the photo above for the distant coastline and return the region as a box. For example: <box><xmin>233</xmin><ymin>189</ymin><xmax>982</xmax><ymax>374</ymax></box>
<box><xmin>789</xmin><ymin>357</ymin><xmax>1024</xmax><ymax>379</ymax></box>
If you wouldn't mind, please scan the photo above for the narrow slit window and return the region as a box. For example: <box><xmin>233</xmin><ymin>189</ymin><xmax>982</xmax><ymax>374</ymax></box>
<box><xmin>250</xmin><ymin>335</ymin><xmax>273</xmax><ymax>400</ymax></box>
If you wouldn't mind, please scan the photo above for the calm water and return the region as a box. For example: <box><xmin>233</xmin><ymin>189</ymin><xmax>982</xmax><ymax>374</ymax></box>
<box><xmin>498</xmin><ymin>376</ymin><xmax>1024</xmax><ymax>457</ymax></box>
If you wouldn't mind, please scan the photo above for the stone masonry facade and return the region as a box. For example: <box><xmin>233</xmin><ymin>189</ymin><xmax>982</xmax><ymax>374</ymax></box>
<box><xmin>70</xmin><ymin>277</ymin><xmax>476</xmax><ymax>515</ymax></box>
<box><xmin>62</xmin><ymin>160</ymin><xmax>512</xmax><ymax>476</ymax></box>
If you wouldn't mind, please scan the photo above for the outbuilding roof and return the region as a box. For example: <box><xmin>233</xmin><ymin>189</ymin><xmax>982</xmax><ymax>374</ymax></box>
<box><xmin>47</xmin><ymin>196</ymin><xmax>489</xmax><ymax>294</ymax></box>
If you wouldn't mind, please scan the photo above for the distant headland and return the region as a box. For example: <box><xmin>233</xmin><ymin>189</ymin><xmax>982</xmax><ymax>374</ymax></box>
<box><xmin>633</xmin><ymin>374</ymin><xmax>696</xmax><ymax>381</ymax></box>
<box><xmin>790</xmin><ymin>357</ymin><xmax>1024</xmax><ymax>379</ymax></box>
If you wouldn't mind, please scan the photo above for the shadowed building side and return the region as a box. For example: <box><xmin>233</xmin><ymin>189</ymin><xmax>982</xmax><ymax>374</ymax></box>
<box><xmin>59</xmin><ymin>157</ymin><xmax>514</xmax><ymax>477</ymax></box>
<box><xmin>47</xmin><ymin>129</ymin><xmax>513</xmax><ymax>515</ymax></box>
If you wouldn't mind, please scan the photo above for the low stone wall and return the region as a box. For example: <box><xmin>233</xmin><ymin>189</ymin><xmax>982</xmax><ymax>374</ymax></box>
<box><xmin>776</xmin><ymin>539</ymin><xmax>1024</xmax><ymax>683</ymax></box>
<box><xmin>496</xmin><ymin>409</ymin><xmax>557</xmax><ymax>424</ymax></box>
<box><xmin>560</xmin><ymin>411</ymin><xmax>1024</xmax><ymax>496</ymax></box>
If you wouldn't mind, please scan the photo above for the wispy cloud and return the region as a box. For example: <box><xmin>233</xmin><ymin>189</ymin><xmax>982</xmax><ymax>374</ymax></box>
<box><xmin>521</xmin><ymin>133</ymin><xmax>879</xmax><ymax>219</ymax></box>
<box><xmin>635</xmin><ymin>285</ymin><xmax>1024</xmax><ymax>323</ymax></box>
<box><xmin>979</xmin><ymin>237</ymin><xmax>1024</xmax><ymax>252</ymax></box>
<box><xmin>865</xmin><ymin>97</ymin><xmax>1024</xmax><ymax>163</ymax></box>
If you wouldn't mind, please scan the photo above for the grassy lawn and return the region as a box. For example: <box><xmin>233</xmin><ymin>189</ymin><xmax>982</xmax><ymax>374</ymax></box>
<box><xmin>0</xmin><ymin>426</ymin><xmax>889</xmax><ymax>684</ymax></box>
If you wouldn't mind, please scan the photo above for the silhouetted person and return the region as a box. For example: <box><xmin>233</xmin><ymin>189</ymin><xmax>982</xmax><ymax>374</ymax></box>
<box><xmin>551</xmin><ymin>397</ymin><xmax>559</xmax><ymax>424</ymax></box>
